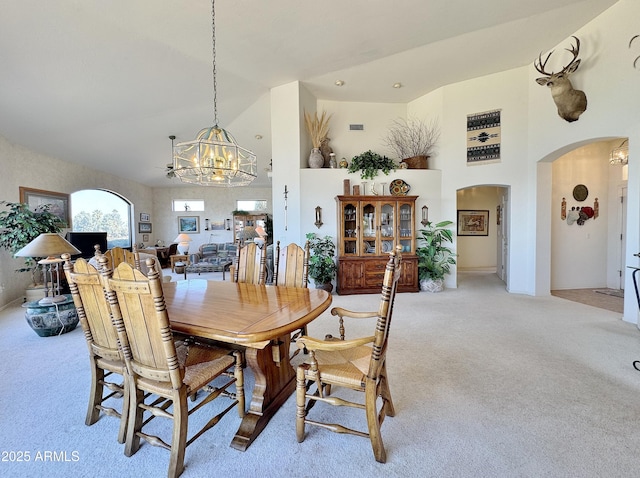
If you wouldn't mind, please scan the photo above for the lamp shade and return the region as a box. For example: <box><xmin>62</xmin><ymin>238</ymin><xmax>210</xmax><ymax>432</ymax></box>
<box><xmin>15</xmin><ymin>233</ymin><xmax>81</xmax><ymax>258</ymax></box>
<box><xmin>174</xmin><ymin>233</ymin><xmax>193</xmax><ymax>244</ymax></box>
<box><xmin>174</xmin><ymin>233</ymin><xmax>192</xmax><ymax>255</ymax></box>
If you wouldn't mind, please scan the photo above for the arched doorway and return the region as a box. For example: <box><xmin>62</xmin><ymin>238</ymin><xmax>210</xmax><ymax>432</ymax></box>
<box><xmin>549</xmin><ymin>139</ymin><xmax>628</xmax><ymax>292</ymax></box>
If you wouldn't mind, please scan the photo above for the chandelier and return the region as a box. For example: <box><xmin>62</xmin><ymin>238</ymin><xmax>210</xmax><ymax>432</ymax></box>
<box><xmin>609</xmin><ymin>139</ymin><xmax>629</xmax><ymax>165</ymax></box>
<box><xmin>172</xmin><ymin>0</ymin><xmax>257</xmax><ymax>187</ymax></box>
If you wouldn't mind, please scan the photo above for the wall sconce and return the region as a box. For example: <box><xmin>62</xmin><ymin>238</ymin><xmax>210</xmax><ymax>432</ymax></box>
<box><xmin>225</xmin><ymin>218</ymin><xmax>231</xmax><ymax>230</ymax></box>
<box><xmin>315</xmin><ymin>206</ymin><xmax>323</xmax><ymax>228</ymax></box>
<box><xmin>421</xmin><ymin>205</ymin><xmax>429</xmax><ymax>226</ymax></box>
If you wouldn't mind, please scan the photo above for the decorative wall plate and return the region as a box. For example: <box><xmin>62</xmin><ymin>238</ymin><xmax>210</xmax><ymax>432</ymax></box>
<box><xmin>390</xmin><ymin>179</ymin><xmax>410</xmax><ymax>196</ymax></box>
<box><xmin>573</xmin><ymin>184</ymin><xmax>588</xmax><ymax>202</ymax></box>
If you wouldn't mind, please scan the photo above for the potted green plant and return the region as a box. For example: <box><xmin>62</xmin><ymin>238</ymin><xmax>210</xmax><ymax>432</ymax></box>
<box><xmin>0</xmin><ymin>201</ymin><xmax>64</xmax><ymax>286</ymax></box>
<box><xmin>384</xmin><ymin>117</ymin><xmax>440</xmax><ymax>169</ymax></box>
<box><xmin>348</xmin><ymin>150</ymin><xmax>397</xmax><ymax>180</ymax></box>
<box><xmin>416</xmin><ymin>220</ymin><xmax>456</xmax><ymax>292</ymax></box>
<box><xmin>305</xmin><ymin>232</ymin><xmax>337</xmax><ymax>292</ymax></box>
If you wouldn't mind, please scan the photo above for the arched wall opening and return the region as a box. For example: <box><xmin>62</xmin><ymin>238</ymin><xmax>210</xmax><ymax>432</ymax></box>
<box><xmin>537</xmin><ymin>137</ymin><xmax>628</xmax><ymax>297</ymax></box>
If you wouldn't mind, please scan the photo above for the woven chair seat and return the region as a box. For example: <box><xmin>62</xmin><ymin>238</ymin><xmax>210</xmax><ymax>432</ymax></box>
<box><xmin>312</xmin><ymin>345</ymin><xmax>371</xmax><ymax>388</ymax></box>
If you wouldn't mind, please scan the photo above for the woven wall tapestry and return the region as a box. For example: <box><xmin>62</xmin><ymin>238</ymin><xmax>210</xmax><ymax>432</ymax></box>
<box><xmin>466</xmin><ymin>109</ymin><xmax>501</xmax><ymax>165</ymax></box>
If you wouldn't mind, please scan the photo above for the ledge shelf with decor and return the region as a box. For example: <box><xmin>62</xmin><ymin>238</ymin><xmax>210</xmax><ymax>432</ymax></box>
<box><xmin>335</xmin><ymin>195</ymin><xmax>419</xmax><ymax>295</ymax></box>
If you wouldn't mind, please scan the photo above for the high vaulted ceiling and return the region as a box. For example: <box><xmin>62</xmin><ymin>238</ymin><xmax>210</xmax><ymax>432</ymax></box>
<box><xmin>0</xmin><ymin>0</ymin><xmax>618</xmax><ymax>188</ymax></box>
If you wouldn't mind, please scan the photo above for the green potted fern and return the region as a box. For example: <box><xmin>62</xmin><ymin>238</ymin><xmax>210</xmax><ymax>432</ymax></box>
<box><xmin>305</xmin><ymin>232</ymin><xmax>337</xmax><ymax>292</ymax></box>
<box><xmin>416</xmin><ymin>220</ymin><xmax>456</xmax><ymax>292</ymax></box>
<box><xmin>348</xmin><ymin>150</ymin><xmax>397</xmax><ymax>180</ymax></box>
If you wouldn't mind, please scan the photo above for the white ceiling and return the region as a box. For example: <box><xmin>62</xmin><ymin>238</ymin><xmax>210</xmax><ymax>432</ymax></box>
<box><xmin>0</xmin><ymin>0</ymin><xmax>618</xmax><ymax>188</ymax></box>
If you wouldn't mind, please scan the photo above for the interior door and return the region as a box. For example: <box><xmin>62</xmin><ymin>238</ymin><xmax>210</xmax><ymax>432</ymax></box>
<box><xmin>619</xmin><ymin>186</ymin><xmax>627</xmax><ymax>290</ymax></box>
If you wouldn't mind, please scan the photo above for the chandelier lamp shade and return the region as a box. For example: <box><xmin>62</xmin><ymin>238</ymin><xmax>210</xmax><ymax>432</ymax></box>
<box><xmin>172</xmin><ymin>0</ymin><xmax>257</xmax><ymax>187</ymax></box>
<box><xmin>173</xmin><ymin>127</ymin><xmax>257</xmax><ymax>187</ymax></box>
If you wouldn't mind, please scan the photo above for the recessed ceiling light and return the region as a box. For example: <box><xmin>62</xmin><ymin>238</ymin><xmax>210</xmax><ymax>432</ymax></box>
<box><xmin>255</xmin><ymin>134</ymin><xmax>263</xmax><ymax>140</ymax></box>
<box><xmin>335</xmin><ymin>80</ymin><xmax>345</xmax><ymax>86</ymax></box>
<box><xmin>393</xmin><ymin>82</ymin><xmax>402</xmax><ymax>89</ymax></box>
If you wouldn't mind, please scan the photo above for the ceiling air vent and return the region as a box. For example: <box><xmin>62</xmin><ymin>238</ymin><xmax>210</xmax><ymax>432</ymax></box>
<box><xmin>349</xmin><ymin>124</ymin><xmax>364</xmax><ymax>131</ymax></box>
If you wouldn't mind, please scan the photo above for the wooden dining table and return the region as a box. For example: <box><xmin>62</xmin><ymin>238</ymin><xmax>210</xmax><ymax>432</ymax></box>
<box><xmin>162</xmin><ymin>279</ymin><xmax>332</xmax><ymax>451</ymax></box>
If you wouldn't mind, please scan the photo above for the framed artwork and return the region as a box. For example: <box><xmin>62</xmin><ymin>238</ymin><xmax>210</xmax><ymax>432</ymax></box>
<box><xmin>138</xmin><ymin>222</ymin><xmax>152</xmax><ymax>233</ymax></box>
<box><xmin>142</xmin><ymin>234</ymin><xmax>149</xmax><ymax>242</ymax></box>
<box><xmin>19</xmin><ymin>187</ymin><xmax>71</xmax><ymax>227</ymax></box>
<box><xmin>210</xmin><ymin>220</ymin><xmax>225</xmax><ymax>230</ymax></box>
<box><xmin>457</xmin><ymin>210</ymin><xmax>489</xmax><ymax>236</ymax></box>
<box><xmin>178</xmin><ymin>216</ymin><xmax>199</xmax><ymax>233</ymax></box>
<box><xmin>140</xmin><ymin>212</ymin><xmax>150</xmax><ymax>222</ymax></box>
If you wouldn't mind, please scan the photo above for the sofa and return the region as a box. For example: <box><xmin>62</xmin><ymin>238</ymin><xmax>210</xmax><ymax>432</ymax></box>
<box><xmin>187</xmin><ymin>243</ymin><xmax>237</xmax><ymax>275</ymax></box>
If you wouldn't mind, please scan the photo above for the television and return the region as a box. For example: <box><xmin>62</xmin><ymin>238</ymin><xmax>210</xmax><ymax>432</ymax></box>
<box><xmin>66</xmin><ymin>232</ymin><xmax>108</xmax><ymax>259</ymax></box>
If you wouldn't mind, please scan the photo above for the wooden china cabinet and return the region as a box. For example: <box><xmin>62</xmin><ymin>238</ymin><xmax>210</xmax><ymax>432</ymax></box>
<box><xmin>335</xmin><ymin>195</ymin><xmax>419</xmax><ymax>294</ymax></box>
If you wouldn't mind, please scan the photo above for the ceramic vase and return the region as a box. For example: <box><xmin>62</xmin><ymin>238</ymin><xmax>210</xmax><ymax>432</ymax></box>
<box><xmin>308</xmin><ymin>148</ymin><xmax>324</xmax><ymax>168</ymax></box>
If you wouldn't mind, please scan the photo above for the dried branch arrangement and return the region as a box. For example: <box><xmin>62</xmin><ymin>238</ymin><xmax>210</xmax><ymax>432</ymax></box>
<box><xmin>304</xmin><ymin>110</ymin><xmax>332</xmax><ymax>148</ymax></box>
<box><xmin>385</xmin><ymin>117</ymin><xmax>440</xmax><ymax>159</ymax></box>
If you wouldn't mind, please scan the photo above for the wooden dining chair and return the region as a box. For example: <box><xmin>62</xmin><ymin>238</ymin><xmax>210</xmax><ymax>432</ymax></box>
<box><xmin>274</xmin><ymin>240</ymin><xmax>310</xmax><ymax>358</ymax></box>
<box><xmin>99</xmin><ymin>257</ymin><xmax>244</xmax><ymax>478</ymax></box>
<box><xmin>233</xmin><ymin>241</ymin><xmax>267</xmax><ymax>285</ymax></box>
<box><xmin>295</xmin><ymin>246</ymin><xmax>402</xmax><ymax>463</ymax></box>
<box><xmin>61</xmin><ymin>253</ymin><xmax>129</xmax><ymax>444</ymax></box>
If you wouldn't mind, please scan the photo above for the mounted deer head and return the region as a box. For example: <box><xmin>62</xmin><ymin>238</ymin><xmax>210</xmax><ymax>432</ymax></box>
<box><xmin>534</xmin><ymin>36</ymin><xmax>587</xmax><ymax>122</ymax></box>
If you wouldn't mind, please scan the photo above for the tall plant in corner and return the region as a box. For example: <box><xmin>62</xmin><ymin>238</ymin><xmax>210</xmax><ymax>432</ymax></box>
<box><xmin>305</xmin><ymin>232</ymin><xmax>337</xmax><ymax>292</ymax></box>
<box><xmin>0</xmin><ymin>201</ymin><xmax>63</xmax><ymax>283</ymax></box>
<box><xmin>416</xmin><ymin>220</ymin><xmax>456</xmax><ymax>292</ymax></box>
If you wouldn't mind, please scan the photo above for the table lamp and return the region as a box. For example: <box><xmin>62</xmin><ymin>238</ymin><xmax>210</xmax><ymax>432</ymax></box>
<box><xmin>15</xmin><ymin>233</ymin><xmax>81</xmax><ymax>304</ymax></box>
<box><xmin>174</xmin><ymin>233</ymin><xmax>192</xmax><ymax>254</ymax></box>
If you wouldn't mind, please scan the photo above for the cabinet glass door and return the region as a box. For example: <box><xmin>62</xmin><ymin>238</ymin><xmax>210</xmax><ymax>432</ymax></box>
<box><xmin>380</xmin><ymin>202</ymin><xmax>395</xmax><ymax>254</ymax></box>
<box><xmin>342</xmin><ymin>202</ymin><xmax>358</xmax><ymax>255</ymax></box>
<box><xmin>362</xmin><ymin>202</ymin><xmax>377</xmax><ymax>255</ymax></box>
<box><xmin>398</xmin><ymin>202</ymin><xmax>413</xmax><ymax>253</ymax></box>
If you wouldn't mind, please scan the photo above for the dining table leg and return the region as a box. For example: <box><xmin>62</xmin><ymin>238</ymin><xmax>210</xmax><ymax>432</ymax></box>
<box><xmin>230</xmin><ymin>334</ymin><xmax>295</xmax><ymax>451</ymax></box>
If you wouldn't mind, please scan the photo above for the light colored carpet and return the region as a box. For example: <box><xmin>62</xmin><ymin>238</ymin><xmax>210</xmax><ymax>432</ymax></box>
<box><xmin>1</xmin><ymin>272</ymin><xmax>640</xmax><ymax>478</ymax></box>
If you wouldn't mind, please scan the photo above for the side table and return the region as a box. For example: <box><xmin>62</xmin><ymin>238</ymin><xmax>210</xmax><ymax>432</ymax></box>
<box><xmin>170</xmin><ymin>254</ymin><xmax>190</xmax><ymax>272</ymax></box>
<box><xmin>21</xmin><ymin>294</ymin><xmax>79</xmax><ymax>337</ymax></box>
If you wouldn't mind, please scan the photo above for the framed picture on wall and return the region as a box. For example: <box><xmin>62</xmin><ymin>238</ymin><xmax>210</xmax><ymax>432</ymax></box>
<box><xmin>138</xmin><ymin>222</ymin><xmax>152</xmax><ymax>233</ymax></box>
<box><xmin>178</xmin><ymin>216</ymin><xmax>199</xmax><ymax>233</ymax></box>
<box><xmin>457</xmin><ymin>210</ymin><xmax>489</xmax><ymax>236</ymax></box>
<box><xmin>19</xmin><ymin>187</ymin><xmax>71</xmax><ymax>227</ymax></box>
<box><xmin>140</xmin><ymin>212</ymin><xmax>150</xmax><ymax>222</ymax></box>
<box><xmin>142</xmin><ymin>234</ymin><xmax>149</xmax><ymax>242</ymax></box>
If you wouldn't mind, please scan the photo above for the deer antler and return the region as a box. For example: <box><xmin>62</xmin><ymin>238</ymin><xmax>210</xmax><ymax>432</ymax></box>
<box><xmin>534</xmin><ymin>36</ymin><xmax>581</xmax><ymax>76</ymax></box>
<box><xmin>561</xmin><ymin>36</ymin><xmax>581</xmax><ymax>74</ymax></box>
<box><xmin>534</xmin><ymin>50</ymin><xmax>554</xmax><ymax>75</ymax></box>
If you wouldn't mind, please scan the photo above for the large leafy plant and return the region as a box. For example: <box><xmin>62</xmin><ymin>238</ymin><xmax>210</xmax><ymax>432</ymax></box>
<box><xmin>416</xmin><ymin>220</ymin><xmax>456</xmax><ymax>281</ymax></box>
<box><xmin>305</xmin><ymin>232</ymin><xmax>337</xmax><ymax>284</ymax></box>
<box><xmin>348</xmin><ymin>150</ymin><xmax>396</xmax><ymax>180</ymax></box>
<box><xmin>0</xmin><ymin>201</ymin><xmax>63</xmax><ymax>275</ymax></box>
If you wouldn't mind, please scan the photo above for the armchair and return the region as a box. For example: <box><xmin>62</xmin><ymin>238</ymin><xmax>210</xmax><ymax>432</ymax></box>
<box><xmin>295</xmin><ymin>246</ymin><xmax>402</xmax><ymax>463</ymax></box>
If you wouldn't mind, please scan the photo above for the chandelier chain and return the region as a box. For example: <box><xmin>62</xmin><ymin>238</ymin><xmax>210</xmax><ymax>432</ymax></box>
<box><xmin>211</xmin><ymin>0</ymin><xmax>218</xmax><ymax>127</ymax></box>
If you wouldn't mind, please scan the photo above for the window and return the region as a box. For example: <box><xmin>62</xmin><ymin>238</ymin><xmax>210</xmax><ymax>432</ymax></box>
<box><xmin>236</xmin><ymin>200</ymin><xmax>267</xmax><ymax>212</ymax></box>
<box><xmin>173</xmin><ymin>200</ymin><xmax>204</xmax><ymax>212</ymax></box>
<box><xmin>70</xmin><ymin>189</ymin><xmax>132</xmax><ymax>249</ymax></box>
